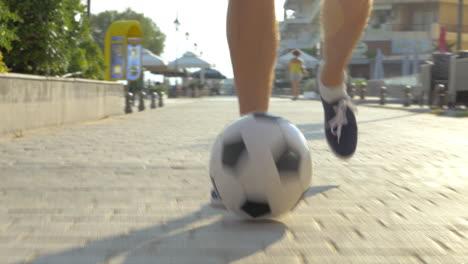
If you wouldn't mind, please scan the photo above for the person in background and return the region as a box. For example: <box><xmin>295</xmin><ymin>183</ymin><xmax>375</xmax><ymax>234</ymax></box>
<box><xmin>288</xmin><ymin>49</ymin><xmax>305</xmax><ymax>101</ymax></box>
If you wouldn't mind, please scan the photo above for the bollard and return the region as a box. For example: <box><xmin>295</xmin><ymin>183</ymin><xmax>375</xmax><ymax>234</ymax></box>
<box><xmin>138</xmin><ymin>92</ymin><xmax>146</xmax><ymax>112</ymax></box>
<box><xmin>150</xmin><ymin>92</ymin><xmax>158</xmax><ymax>109</ymax></box>
<box><xmin>380</xmin><ymin>86</ymin><xmax>387</xmax><ymax>105</ymax></box>
<box><xmin>419</xmin><ymin>91</ymin><xmax>424</xmax><ymax>107</ymax></box>
<box><xmin>158</xmin><ymin>91</ymin><xmax>165</xmax><ymax>107</ymax></box>
<box><xmin>349</xmin><ymin>83</ymin><xmax>356</xmax><ymax>99</ymax></box>
<box><xmin>360</xmin><ymin>82</ymin><xmax>367</xmax><ymax>100</ymax></box>
<box><xmin>403</xmin><ymin>85</ymin><xmax>412</xmax><ymax>107</ymax></box>
<box><xmin>438</xmin><ymin>84</ymin><xmax>447</xmax><ymax>108</ymax></box>
<box><xmin>125</xmin><ymin>92</ymin><xmax>133</xmax><ymax>114</ymax></box>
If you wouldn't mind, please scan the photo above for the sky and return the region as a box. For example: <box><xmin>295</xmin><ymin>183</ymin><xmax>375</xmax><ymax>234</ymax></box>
<box><xmin>89</xmin><ymin>0</ymin><xmax>287</xmax><ymax>79</ymax></box>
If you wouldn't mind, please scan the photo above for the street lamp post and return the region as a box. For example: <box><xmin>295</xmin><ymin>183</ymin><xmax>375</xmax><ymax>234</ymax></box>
<box><xmin>457</xmin><ymin>0</ymin><xmax>464</xmax><ymax>50</ymax></box>
<box><xmin>174</xmin><ymin>16</ymin><xmax>180</xmax><ymax>96</ymax></box>
<box><xmin>174</xmin><ymin>16</ymin><xmax>180</xmax><ymax>70</ymax></box>
<box><xmin>87</xmin><ymin>0</ymin><xmax>91</xmax><ymax>18</ymax></box>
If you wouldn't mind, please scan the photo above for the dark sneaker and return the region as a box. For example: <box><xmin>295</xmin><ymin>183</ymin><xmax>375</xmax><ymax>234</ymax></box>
<box><xmin>321</xmin><ymin>97</ymin><xmax>358</xmax><ymax>158</ymax></box>
<box><xmin>210</xmin><ymin>189</ymin><xmax>225</xmax><ymax>208</ymax></box>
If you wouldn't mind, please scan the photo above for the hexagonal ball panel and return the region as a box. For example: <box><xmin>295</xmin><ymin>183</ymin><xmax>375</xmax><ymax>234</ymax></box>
<box><xmin>222</xmin><ymin>140</ymin><xmax>246</xmax><ymax>168</ymax></box>
<box><xmin>241</xmin><ymin>200</ymin><xmax>271</xmax><ymax>218</ymax></box>
<box><xmin>275</xmin><ymin>148</ymin><xmax>301</xmax><ymax>172</ymax></box>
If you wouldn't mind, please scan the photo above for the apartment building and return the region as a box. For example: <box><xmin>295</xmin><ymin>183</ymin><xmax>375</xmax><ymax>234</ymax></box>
<box><xmin>279</xmin><ymin>0</ymin><xmax>468</xmax><ymax>79</ymax></box>
<box><xmin>279</xmin><ymin>0</ymin><xmax>321</xmax><ymax>53</ymax></box>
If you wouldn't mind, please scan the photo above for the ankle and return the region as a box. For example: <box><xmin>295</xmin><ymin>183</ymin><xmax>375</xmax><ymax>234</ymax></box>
<box><xmin>318</xmin><ymin>62</ymin><xmax>348</xmax><ymax>103</ymax></box>
<box><xmin>321</xmin><ymin>66</ymin><xmax>345</xmax><ymax>87</ymax></box>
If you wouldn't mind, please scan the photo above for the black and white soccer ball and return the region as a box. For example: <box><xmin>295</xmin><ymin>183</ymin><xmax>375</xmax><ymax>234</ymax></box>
<box><xmin>209</xmin><ymin>112</ymin><xmax>312</xmax><ymax>219</ymax></box>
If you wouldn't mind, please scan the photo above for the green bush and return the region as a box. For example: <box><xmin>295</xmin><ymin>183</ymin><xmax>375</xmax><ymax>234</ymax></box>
<box><xmin>148</xmin><ymin>85</ymin><xmax>169</xmax><ymax>95</ymax></box>
<box><xmin>0</xmin><ymin>51</ymin><xmax>8</xmax><ymax>73</ymax></box>
<box><xmin>2</xmin><ymin>0</ymin><xmax>105</xmax><ymax>79</ymax></box>
<box><xmin>303</xmin><ymin>78</ymin><xmax>317</xmax><ymax>92</ymax></box>
<box><xmin>351</xmin><ymin>78</ymin><xmax>368</xmax><ymax>86</ymax></box>
<box><xmin>454</xmin><ymin>110</ymin><xmax>468</xmax><ymax>118</ymax></box>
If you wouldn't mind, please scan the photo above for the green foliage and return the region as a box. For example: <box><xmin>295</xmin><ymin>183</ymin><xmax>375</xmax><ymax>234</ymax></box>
<box><xmin>3</xmin><ymin>0</ymin><xmax>71</xmax><ymax>75</ymax></box>
<box><xmin>78</xmin><ymin>39</ymin><xmax>106</xmax><ymax>80</ymax></box>
<box><xmin>90</xmin><ymin>8</ymin><xmax>166</xmax><ymax>55</ymax></box>
<box><xmin>432</xmin><ymin>40</ymin><xmax>456</xmax><ymax>53</ymax></box>
<box><xmin>352</xmin><ymin>79</ymin><xmax>368</xmax><ymax>85</ymax></box>
<box><xmin>303</xmin><ymin>78</ymin><xmax>317</xmax><ymax>92</ymax></box>
<box><xmin>454</xmin><ymin>110</ymin><xmax>468</xmax><ymax>118</ymax></box>
<box><xmin>366</xmin><ymin>50</ymin><xmax>377</xmax><ymax>59</ymax></box>
<box><xmin>0</xmin><ymin>51</ymin><xmax>9</xmax><ymax>73</ymax></box>
<box><xmin>62</xmin><ymin>0</ymin><xmax>105</xmax><ymax>79</ymax></box>
<box><xmin>148</xmin><ymin>85</ymin><xmax>168</xmax><ymax>95</ymax></box>
<box><xmin>1</xmin><ymin>0</ymin><xmax>105</xmax><ymax>79</ymax></box>
<box><xmin>0</xmin><ymin>1</ymin><xmax>21</xmax><ymax>51</ymax></box>
<box><xmin>0</xmin><ymin>0</ymin><xmax>21</xmax><ymax>72</ymax></box>
<box><xmin>301</xmin><ymin>47</ymin><xmax>318</xmax><ymax>57</ymax></box>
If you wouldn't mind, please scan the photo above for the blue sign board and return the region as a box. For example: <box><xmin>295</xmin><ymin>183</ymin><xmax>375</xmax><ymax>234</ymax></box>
<box><xmin>110</xmin><ymin>43</ymin><xmax>125</xmax><ymax>79</ymax></box>
<box><xmin>126</xmin><ymin>44</ymin><xmax>142</xmax><ymax>80</ymax></box>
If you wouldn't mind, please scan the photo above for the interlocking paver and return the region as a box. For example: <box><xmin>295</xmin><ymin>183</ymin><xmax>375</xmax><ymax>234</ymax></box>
<box><xmin>0</xmin><ymin>97</ymin><xmax>467</xmax><ymax>263</ymax></box>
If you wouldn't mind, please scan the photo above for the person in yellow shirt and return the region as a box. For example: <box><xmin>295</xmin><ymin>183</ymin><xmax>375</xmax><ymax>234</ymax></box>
<box><xmin>288</xmin><ymin>49</ymin><xmax>305</xmax><ymax>100</ymax></box>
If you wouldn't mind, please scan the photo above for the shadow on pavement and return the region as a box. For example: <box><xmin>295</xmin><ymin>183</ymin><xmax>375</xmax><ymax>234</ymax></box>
<box><xmin>353</xmin><ymin>97</ymin><xmax>433</xmax><ymax>115</ymax></box>
<box><xmin>359</xmin><ymin>112</ymin><xmax>422</xmax><ymax>125</ymax></box>
<box><xmin>304</xmin><ymin>185</ymin><xmax>340</xmax><ymax>199</ymax></box>
<box><xmin>24</xmin><ymin>185</ymin><xmax>340</xmax><ymax>263</ymax></box>
<box><xmin>296</xmin><ymin>123</ymin><xmax>325</xmax><ymax>141</ymax></box>
<box><xmin>24</xmin><ymin>204</ymin><xmax>285</xmax><ymax>264</ymax></box>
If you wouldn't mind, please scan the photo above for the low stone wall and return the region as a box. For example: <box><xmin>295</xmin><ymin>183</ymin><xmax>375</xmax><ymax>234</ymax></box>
<box><xmin>0</xmin><ymin>73</ymin><xmax>124</xmax><ymax>136</ymax></box>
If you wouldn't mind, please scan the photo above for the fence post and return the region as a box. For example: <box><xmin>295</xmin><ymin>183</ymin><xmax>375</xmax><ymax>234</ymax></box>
<box><xmin>125</xmin><ymin>92</ymin><xmax>133</xmax><ymax>114</ymax></box>
<box><xmin>403</xmin><ymin>85</ymin><xmax>412</xmax><ymax>107</ymax></box>
<box><xmin>349</xmin><ymin>83</ymin><xmax>356</xmax><ymax>99</ymax></box>
<box><xmin>380</xmin><ymin>86</ymin><xmax>387</xmax><ymax>105</ymax></box>
<box><xmin>138</xmin><ymin>91</ymin><xmax>146</xmax><ymax>112</ymax></box>
<box><xmin>150</xmin><ymin>92</ymin><xmax>158</xmax><ymax>109</ymax></box>
<box><xmin>158</xmin><ymin>92</ymin><xmax>165</xmax><ymax>107</ymax></box>
<box><xmin>438</xmin><ymin>84</ymin><xmax>447</xmax><ymax>108</ymax></box>
<box><xmin>360</xmin><ymin>82</ymin><xmax>367</xmax><ymax>100</ymax></box>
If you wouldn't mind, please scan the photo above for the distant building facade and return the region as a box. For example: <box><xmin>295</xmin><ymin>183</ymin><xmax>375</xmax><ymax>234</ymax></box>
<box><xmin>279</xmin><ymin>0</ymin><xmax>468</xmax><ymax>79</ymax></box>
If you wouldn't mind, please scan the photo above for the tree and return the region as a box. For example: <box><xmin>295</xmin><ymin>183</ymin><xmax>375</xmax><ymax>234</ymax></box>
<box><xmin>62</xmin><ymin>0</ymin><xmax>105</xmax><ymax>79</ymax></box>
<box><xmin>0</xmin><ymin>0</ymin><xmax>21</xmax><ymax>72</ymax></box>
<box><xmin>90</xmin><ymin>8</ymin><xmax>166</xmax><ymax>55</ymax></box>
<box><xmin>1</xmin><ymin>0</ymin><xmax>105</xmax><ymax>79</ymax></box>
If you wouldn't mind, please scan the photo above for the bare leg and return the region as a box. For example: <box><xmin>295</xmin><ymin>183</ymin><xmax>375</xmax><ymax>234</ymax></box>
<box><xmin>317</xmin><ymin>0</ymin><xmax>371</xmax><ymax>157</ymax></box>
<box><xmin>227</xmin><ymin>0</ymin><xmax>278</xmax><ymax>115</ymax></box>
<box><xmin>292</xmin><ymin>80</ymin><xmax>300</xmax><ymax>98</ymax></box>
<box><xmin>291</xmin><ymin>80</ymin><xmax>296</xmax><ymax>98</ymax></box>
<box><xmin>321</xmin><ymin>0</ymin><xmax>373</xmax><ymax>87</ymax></box>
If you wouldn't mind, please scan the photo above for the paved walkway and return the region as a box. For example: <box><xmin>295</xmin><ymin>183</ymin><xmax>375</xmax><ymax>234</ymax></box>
<box><xmin>1</xmin><ymin>97</ymin><xmax>467</xmax><ymax>264</ymax></box>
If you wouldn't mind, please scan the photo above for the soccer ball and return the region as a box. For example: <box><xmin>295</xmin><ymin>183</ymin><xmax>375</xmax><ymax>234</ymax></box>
<box><xmin>209</xmin><ymin>112</ymin><xmax>312</xmax><ymax>219</ymax></box>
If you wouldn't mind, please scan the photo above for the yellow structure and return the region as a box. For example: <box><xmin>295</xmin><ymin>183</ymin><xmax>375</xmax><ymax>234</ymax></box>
<box><xmin>439</xmin><ymin>0</ymin><xmax>468</xmax><ymax>50</ymax></box>
<box><xmin>104</xmin><ymin>20</ymin><xmax>144</xmax><ymax>81</ymax></box>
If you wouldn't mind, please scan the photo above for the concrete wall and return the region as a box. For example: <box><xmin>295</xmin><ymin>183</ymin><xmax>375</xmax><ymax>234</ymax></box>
<box><xmin>0</xmin><ymin>73</ymin><xmax>124</xmax><ymax>136</ymax></box>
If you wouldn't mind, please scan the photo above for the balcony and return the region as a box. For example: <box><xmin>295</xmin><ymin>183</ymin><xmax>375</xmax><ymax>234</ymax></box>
<box><xmin>280</xmin><ymin>35</ymin><xmax>320</xmax><ymax>50</ymax></box>
<box><xmin>374</xmin><ymin>0</ymin><xmax>438</xmax><ymax>3</ymax></box>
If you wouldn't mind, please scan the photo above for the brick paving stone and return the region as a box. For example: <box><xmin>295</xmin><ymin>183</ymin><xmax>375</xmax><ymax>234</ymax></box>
<box><xmin>0</xmin><ymin>97</ymin><xmax>467</xmax><ymax>263</ymax></box>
